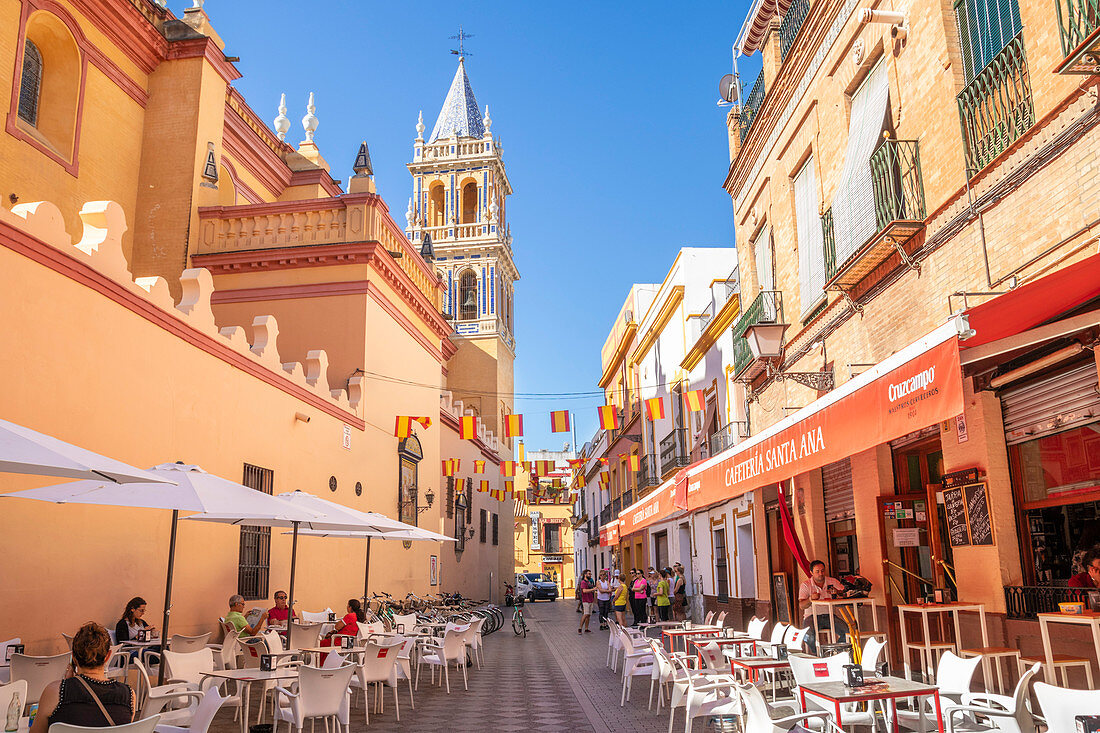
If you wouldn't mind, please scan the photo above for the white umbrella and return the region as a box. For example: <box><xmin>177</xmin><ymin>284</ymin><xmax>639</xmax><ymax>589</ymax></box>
<box><xmin>2</xmin><ymin>463</ymin><xmax>323</xmax><ymax>681</ymax></box>
<box><xmin>0</xmin><ymin>417</ymin><xmax>174</xmax><ymax>484</ymax></box>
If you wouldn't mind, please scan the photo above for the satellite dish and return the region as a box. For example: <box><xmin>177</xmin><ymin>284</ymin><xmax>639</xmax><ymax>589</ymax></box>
<box><xmin>719</xmin><ymin>74</ymin><xmax>738</xmax><ymax>103</ymax></box>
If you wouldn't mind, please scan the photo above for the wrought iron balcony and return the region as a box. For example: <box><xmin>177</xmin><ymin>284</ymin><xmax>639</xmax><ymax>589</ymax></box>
<box><xmin>957</xmin><ymin>34</ymin><xmax>1033</xmax><ymax>174</ymax></box>
<box><xmin>599</xmin><ymin>505</ymin><xmax>612</xmax><ymax>525</ymax></box>
<box><xmin>639</xmin><ymin>454</ymin><xmax>660</xmax><ymax>489</ymax></box>
<box><xmin>824</xmin><ymin>139</ymin><xmax>927</xmax><ymax>291</ymax></box>
<box><xmin>731</xmin><ymin>290</ymin><xmax>784</xmax><ymax>381</ymax></box>
<box><xmin>659</xmin><ymin>428</ymin><xmax>690</xmax><ymax>479</ymax></box>
<box><xmin>1055</xmin><ymin>0</ymin><xmax>1100</xmax><ymax>72</ymax></box>
<box><xmin>1004</xmin><ymin>585</ymin><xmax>1091</xmax><ymax>619</ymax></box>
<box><xmin>779</xmin><ymin>0</ymin><xmax>810</xmax><ymax>60</ymax></box>
<box><xmin>738</xmin><ymin>73</ymin><xmax>766</xmax><ymax>142</ymax></box>
<box><xmin>711</xmin><ymin>421</ymin><xmax>750</xmax><ymax>455</ymax></box>
<box><xmin>611</xmin><ymin>495</ymin><xmax>622</xmax><ymax>517</ymax></box>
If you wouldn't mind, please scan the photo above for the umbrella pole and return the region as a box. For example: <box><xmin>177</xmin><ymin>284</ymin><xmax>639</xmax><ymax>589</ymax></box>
<box><xmin>158</xmin><ymin>509</ymin><xmax>179</xmax><ymax>686</ymax></box>
<box><xmin>363</xmin><ymin>536</ymin><xmax>372</xmax><ymax>603</ymax></box>
<box><xmin>287</xmin><ymin>521</ymin><xmax>299</xmax><ymax>649</ymax></box>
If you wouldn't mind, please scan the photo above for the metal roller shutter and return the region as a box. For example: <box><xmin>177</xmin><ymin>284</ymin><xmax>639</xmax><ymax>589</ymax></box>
<box><xmin>1000</xmin><ymin>363</ymin><xmax>1100</xmax><ymax>445</ymax></box>
<box><xmin>822</xmin><ymin>457</ymin><xmax>855</xmax><ymax>522</ymax></box>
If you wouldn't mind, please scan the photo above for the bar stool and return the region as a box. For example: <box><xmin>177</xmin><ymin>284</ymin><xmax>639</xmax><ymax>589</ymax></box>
<box><xmin>905</xmin><ymin>641</ymin><xmax>956</xmax><ymax>681</ymax></box>
<box><xmin>960</xmin><ymin>646</ymin><xmax>1021</xmax><ymax>694</ymax></box>
<box><xmin>1018</xmin><ymin>653</ymin><xmax>1095</xmax><ymax>688</ymax></box>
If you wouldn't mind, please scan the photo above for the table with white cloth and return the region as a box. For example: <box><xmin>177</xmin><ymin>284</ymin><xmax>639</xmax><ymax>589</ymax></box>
<box><xmin>202</xmin><ymin>667</ymin><xmax>299</xmax><ymax>733</ymax></box>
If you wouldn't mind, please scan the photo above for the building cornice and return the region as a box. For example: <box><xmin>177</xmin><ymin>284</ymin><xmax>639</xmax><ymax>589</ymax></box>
<box><xmin>69</xmin><ymin>0</ymin><xmax>168</xmax><ymax>75</ymax></box>
<box><xmin>631</xmin><ymin>285</ymin><xmax>685</xmax><ymax>366</ymax></box>
<box><xmin>222</xmin><ymin>102</ymin><xmax>294</xmax><ymax>197</ymax></box>
<box><xmin>598</xmin><ymin>322</ymin><xmax>637</xmax><ymax>389</ymax></box>
<box><xmin>165</xmin><ymin>37</ymin><xmax>241</xmax><ymax>83</ymax></box>
<box><xmin>681</xmin><ymin>294</ymin><xmax>741</xmax><ymax>371</ymax></box>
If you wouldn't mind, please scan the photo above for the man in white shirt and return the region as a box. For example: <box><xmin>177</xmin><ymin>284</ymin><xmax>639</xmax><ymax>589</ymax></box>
<box><xmin>797</xmin><ymin>560</ymin><xmax>848</xmax><ymax>654</ymax></box>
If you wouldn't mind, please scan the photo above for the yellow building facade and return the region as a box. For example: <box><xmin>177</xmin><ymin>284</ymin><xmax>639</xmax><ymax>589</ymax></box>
<box><xmin>513</xmin><ymin>450</ymin><xmax>577</xmax><ymax>597</ymax></box>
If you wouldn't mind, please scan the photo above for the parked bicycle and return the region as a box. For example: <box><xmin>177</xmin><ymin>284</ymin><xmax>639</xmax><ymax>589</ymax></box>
<box><xmin>512</xmin><ymin>594</ymin><xmax>527</xmax><ymax>637</ymax></box>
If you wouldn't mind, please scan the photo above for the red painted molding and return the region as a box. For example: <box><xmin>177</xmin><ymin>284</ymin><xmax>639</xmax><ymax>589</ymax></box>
<box><xmin>165</xmin><ymin>37</ymin><xmax>241</xmax><ymax>83</ymax></box>
<box><xmin>68</xmin><ymin>0</ymin><xmax>167</xmax><ymax>75</ymax></box>
<box><xmin>226</xmin><ymin>87</ymin><xmax>294</xmax><ymax>159</ymax></box>
<box><xmin>220</xmin><ymin>105</ymin><xmax>294</xmax><ymax>198</ymax></box>
<box><xmin>439</xmin><ymin>410</ymin><xmax>501</xmax><ymax>464</ymax></box>
<box><xmin>0</xmin><ymin>218</ymin><xmax>364</xmax><ymax>430</ymax></box>
<box><xmin>442</xmin><ymin>336</ymin><xmax>458</xmax><ymax>361</ymax></box>
<box><xmin>289</xmin><ymin>167</ymin><xmax>344</xmax><ymax>197</ymax></box>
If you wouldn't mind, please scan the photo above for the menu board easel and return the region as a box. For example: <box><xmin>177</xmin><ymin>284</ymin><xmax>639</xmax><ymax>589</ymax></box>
<box><xmin>942</xmin><ymin>482</ymin><xmax>994</xmax><ymax>547</ymax></box>
<box><xmin>773</xmin><ymin>572</ymin><xmax>791</xmax><ymax>624</ymax></box>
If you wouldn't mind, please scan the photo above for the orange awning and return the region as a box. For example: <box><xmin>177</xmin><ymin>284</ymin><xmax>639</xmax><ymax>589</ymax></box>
<box><xmin>617</xmin><ymin>479</ymin><xmax>680</xmax><ymax>536</ymax></box>
<box><xmin>599</xmin><ymin>520</ymin><xmax>619</xmax><ymax>547</ymax></box>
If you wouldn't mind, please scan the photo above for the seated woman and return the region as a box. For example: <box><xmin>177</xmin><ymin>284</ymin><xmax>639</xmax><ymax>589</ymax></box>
<box><xmin>318</xmin><ymin>599</ymin><xmax>366</xmax><ymax>660</ymax></box>
<box><xmin>32</xmin><ymin>622</ymin><xmax>135</xmax><ymax>733</ymax></box>
<box><xmin>255</xmin><ymin>590</ymin><xmax>299</xmax><ymax>632</ymax></box>
<box><xmin>114</xmin><ymin>597</ymin><xmax>155</xmax><ymax>643</ymax></box>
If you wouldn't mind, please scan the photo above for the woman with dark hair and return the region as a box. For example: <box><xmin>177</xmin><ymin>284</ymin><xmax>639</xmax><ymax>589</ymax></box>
<box><xmin>32</xmin><ymin>623</ymin><xmax>134</xmax><ymax>733</ymax></box>
<box><xmin>114</xmin><ymin>597</ymin><xmax>154</xmax><ymax>643</ymax></box>
<box><xmin>320</xmin><ymin>599</ymin><xmax>366</xmax><ymax>652</ymax></box>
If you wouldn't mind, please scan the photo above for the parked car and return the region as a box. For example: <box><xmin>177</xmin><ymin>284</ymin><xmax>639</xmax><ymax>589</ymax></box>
<box><xmin>515</xmin><ymin>572</ymin><xmax>559</xmax><ymax>602</ymax></box>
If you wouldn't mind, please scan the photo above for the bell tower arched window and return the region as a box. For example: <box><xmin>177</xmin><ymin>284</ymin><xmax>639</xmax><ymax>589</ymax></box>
<box><xmin>461</xmin><ymin>181</ymin><xmax>478</xmax><ymax>223</ymax></box>
<box><xmin>18</xmin><ymin>40</ymin><xmax>42</xmax><ymax>126</ymax></box>
<box><xmin>459</xmin><ymin>270</ymin><xmax>478</xmax><ymax>321</ymax></box>
<box><xmin>429</xmin><ymin>183</ymin><xmax>445</xmax><ymax>227</ymax></box>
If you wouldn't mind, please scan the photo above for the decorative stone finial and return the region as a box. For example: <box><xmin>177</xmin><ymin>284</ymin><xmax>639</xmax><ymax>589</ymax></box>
<box><xmin>488</xmin><ymin>198</ymin><xmax>498</xmax><ymax>223</ymax></box>
<box><xmin>273</xmin><ymin>93</ymin><xmax>290</xmax><ymax>141</ymax></box>
<box><xmin>484</xmin><ymin>105</ymin><xmax>492</xmax><ymax>132</ymax></box>
<box><xmin>405</xmin><ymin>198</ymin><xmax>414</xmax><ymax>228</ymax></box>
<box><xmin>191</xmin><ymin>0</ymin><xmax>203</xmax><ymax>8</ymax></box>
<box><xmin>416</xmin><ymin>111</ymin><xmax>425</xmax><ymax>141</ymax></box>
<box><xmin>302</xmin><ymin>92</ymin><xmax>318</xmax><ymax>143</ymax></box>
<box><xmin>353</xmin><ymin>141</ymin><xmax>373</xmax><ymax>177</ymax></box>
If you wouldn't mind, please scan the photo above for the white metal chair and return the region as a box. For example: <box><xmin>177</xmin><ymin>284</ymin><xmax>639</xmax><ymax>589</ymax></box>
<box><xmin>0</xmin><ymin>680</ymin><xmax>29</xmax><ymax>719</ymax></box>
<box><xmin>10</xmin><ymin>652</ymin><xmax>71</xmax><ymax>707</ymax></box>
<box><xmin>49</xmin><ymin>715</ymin><xmax>161</xmax><ymax>733</ymax></box>
<box><xmin>895</xmin><ymin>651</ymin><xmax>983</xmax><ymax>731</ymax></box>
<box><xmin>152</xmin><ymin>687</ymin><xmax>226</xmax><ymax>733</ymax></box>
<box><xmin>168</xmin><ymin>635</ymin><xmax>210</xmax><ymax>653</ymax></box>
<box><xmin>416</xmin><ymin>624</ymin><xmax>469</xmax><ymax>693</ymax></box>
<box><xmin>1034</xmin><ymin>681</ymin><xmax>1100</xmax><ymax>733</ymax></box>
<box><xmin>738</xmin><ymin>681</ymin><xmax>837</xmax><ymax>733</ymax></box>
<box><xmin>942</xmin><ymin>663</ymin><xmax>1040</xmax><ymax>733</ymax></box>
<box><xmin>0</xmin><ymin>638</ymin><xmax>22</xmax><ymax>684</ymax></box>
<box><xmin>350</xmin><ymin>639</ymin><xmax>403</xmax><ymax>722</ymax></box>
<box><xmin>132</xmin><ymin>658</ymin><xmax>216</xmax><ymax>726</ymax></box>
<box><xmin>272</xmin><ymin>665</ymin><xmax>354</xmax><ymax>733</ymax></box>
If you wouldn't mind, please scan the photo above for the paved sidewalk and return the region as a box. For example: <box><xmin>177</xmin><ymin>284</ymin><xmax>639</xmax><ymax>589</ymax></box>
<box><xmin>205</xmin><ymin>600</ymin><xmax>707</xmax><ymax>733</ymax></box>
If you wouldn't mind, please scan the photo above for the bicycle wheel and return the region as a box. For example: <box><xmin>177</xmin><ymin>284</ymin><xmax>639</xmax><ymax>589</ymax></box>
<box><xmin>512</xmin><ymin>613</ymin><xmax>523</xmax><ymax>636</ymax></box>
<box><xmin>520</xmin><ymin>615</ymin><xmax>527</xmax><ymax>637</ymax></box>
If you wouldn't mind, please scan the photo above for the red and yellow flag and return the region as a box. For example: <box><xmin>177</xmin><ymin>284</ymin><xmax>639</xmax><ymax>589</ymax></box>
<box><xmin>394</xmin><ymin>416</ymin><xmax>432</xmax><ymax>437</ymax></box>
<box><xmin>490</xmin><ymin>488</ymin><xmax>505</xmax><ymax>500</ymax></box>
<box><xmin>454</xmin><ymin>477</ymin><xmax>466</xmax><ymax>494</ymax></box>
<box><xmin>552</xmin><ymin>478</ymin><xmax>563</xmax><ymax>488</ymax></box>
<box><xmin>599</xmin><ymin>471</ymin><xmax>610</xmax><ymax>485</ymax></box>
<box><xmin>684</xmin><ymin>389</ymin><xmax>706</xmax><ymax>413</ymax></box>
<box><xmin>478</xmin><ymin>480</ymin><xmax>490</xmax><ymax>493</ymax></box>
<box><xmin>597</xmin><ymin>404</ymin><xmax>620</xmax><ymax>430</ymax></box>
<box><xmin>599</xmin><ymin>457</ymin><xmax>609</xmax><ymax>465</ymax></box>
<box><xmin>474</xmin><ymin>460</ymin><xmax>485</xmax><ymax>474</ymax></box>
<box><xmin>644</xmin><ymin>397</ymin><xmax>665</xmax><ymax>421</ymax></box>
<box><xmin>627</xmin><ymin>454</ymin><xmax>640</xmax><ymax>471</ymax></box>
<box><xmin>503</xmin><ymin>413</ymin><xmax>524</xmax><ymax>437</ymax></box>
<box><xmin>535</xmin><ymin>460</ymin><xmax>554</xmax><ymax>477</ymax></box>
<box><xmin>504</xmin><ymin>480</ymin><xmax>514</xmax><ymax>494</ymax></box>
<box><xmin>549</xmin><ymin>410</ymin><xmax>571</xmax><ymax>433</ymax></box>
<box><xmin>442</xmin><ymin>459</ymin><xmax>460</xmax><ymax>476</ymax></box>
<box><xmin>575</xmin><ymin>474</ymin><xmax>587</xmax><ymax>488</ymax></box>
<box><xmin>568</xmin><ymin>458</ymin><xmax>585</xmax><ymax>468</ymax></box>
<box><xmin>500</xmin><ymin>461</ymin><xmax>517</xmax><ymax>477</ymax></box>
<box><xmin>459</xmin><ymin>415</ymin><xmax>479</xmax><ymax>439</ymax></box>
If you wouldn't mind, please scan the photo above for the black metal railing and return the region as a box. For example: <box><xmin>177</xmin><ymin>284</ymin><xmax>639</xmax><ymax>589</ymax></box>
<box><xmin>1056</xmin><ymin>0</ymin><xmax>1100</xmax><ymax>57</ymax></box>
<box><xmin>659</xmin><ymin>428</ymin><xmax>690</xmax><ymax>476</ymax></box>
<box><xmin>957</xmin><ymin>34</ymin><xmax>1034</xmax><ymax>173</ymax></box>
<box><xmin>611</xmin><ymin>495</ymin><xmax>622</xmax><ymax>517</ymax></box>
<box><xmin>599</xmin><ymin>505</ymin><xmax>612</xmax><ymax>525</ymax></box>
<box><xmin>739</xmin><ymin>73</ymin><xmax>766</xmax><ymax>142</ymax></box>
<box><xmin>711</xmin><ymin>421</ymin><xmax>749</xmax><ymax>454</ymax></box>
<box><xmin>1004</xmin><ymin>585</ymin><xmax>1092</xmax><ymax>619</ymax></box>
<box><xmin>731</xmin><ymin>290</ymin><xmax>784</xmax><ymax>377</ymax></box>
<box><xmin>780</xmin><ymin>0</ymin><xmax>811</xmax><ymax>60</ymax></box>
<box><xmin>870</xmin><ymin>139</ymin><xmax>927</xmax><ymax>230</ymax></box>
<box><xmin>639</xmin><ymin>454</ymin><xmax>660</xmax><ymax>488</ymax></box>
<box><xmin>822</xmin><ymin>207</ymin><xmax>836</xmax><ymax>280</ymax></box>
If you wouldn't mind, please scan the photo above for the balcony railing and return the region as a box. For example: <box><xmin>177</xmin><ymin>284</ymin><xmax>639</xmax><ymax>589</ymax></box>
<box><xmin>822</xmin><ymin>207</ymin><xmax>836</xmax><ymax>280</ymax></box>
<box><xmin>1056</xmin><ymin>0</ymin><xmax>1100</xmax><ymax>58</ymax></box>
<box><xmin>599</xmin><ymin>505</ymin><xmax>613</xmax><ymax>525</ymax></box>
<box><xmin>659</xmin><ymin>428</ymin><xmax>690</xmax><ymax>478</ymax></box>
<box><xmin>957</xmin><ymin>34</ymin><xmax>1034</xmax><ymax>174</ymax></box>
<box><xmin>1004</xmin><ymin>585</ymin><xmax>1092</xmax><ymax>619</ymax></box>
<box><xmin>739</xmin><ymin>73</ymin><xmax>766</xmax><ymax>142</ymax></box>
<box><xmin>639</xmin><ymin>454</ymin><xmax>660</xmax><ymax>489</ymax></box>
<box><xmin>711</xmin><ymin>421</ymin><xmax>750</xmax><ymax>454</ymax></box>
<box><xmin>779</xmin><ymin>0</ymin><xmax>811</xmax><ymax>60</ymax></box>
<box><xmin>731</xmin><ymin>290</ymin><xmax>784</xmax><ymax>378</ymax></box>
<box><xmin>870</xmin><ymin>139</ymin><xmax>927</xmax><ymax>230</ymax></box>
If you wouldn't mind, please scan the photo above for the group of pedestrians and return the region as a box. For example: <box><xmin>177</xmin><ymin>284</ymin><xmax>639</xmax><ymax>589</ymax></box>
<box><xmin>576</xmin><ymin>563</ymin><xmax>689</xmax><ymax>634</ymax></box>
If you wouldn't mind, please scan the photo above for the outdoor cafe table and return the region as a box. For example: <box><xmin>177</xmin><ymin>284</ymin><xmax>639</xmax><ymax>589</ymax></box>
<box><xmin>662</xmin><ymin>626</ymin><xmax>723</xmax><ymax>653</ymax></box>
<box><xmin>810</xmin><ymin>597</ymin><xmax>883</xmax><ymax>643</ymax></box>
<box><xmin>895</xmin><ymin>603</ymin><xmax>988</xmax><ymax>681</ymax></box>
<box><xmin>202</xmin><ymin>667</ymin><xmax>299</xmax><ymax>733</ymax></box>
<box><xmin>1036</xmin><ymin>610</ymin><xmax>1100</xmax><ymax>684</ymax></box>
<box><xmin>723</xmin><ymin>652</ymin><xmax>792</xmax><ymax>701</ymax></box>
<box><xmin>798</xmin><ymin>676</ymin><xmax>945</xmax><ymax>733</ymax></box>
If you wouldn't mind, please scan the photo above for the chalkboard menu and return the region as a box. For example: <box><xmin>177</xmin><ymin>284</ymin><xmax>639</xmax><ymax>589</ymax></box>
<box><xmin>942</xmin><ymin>482</ymin><xmax>994</xmax><ymax>547</ymax></box>
<box><xmin>773</xmin><ymin>572</ymin><xmax>791</xmax><ymax>624</ymax></box>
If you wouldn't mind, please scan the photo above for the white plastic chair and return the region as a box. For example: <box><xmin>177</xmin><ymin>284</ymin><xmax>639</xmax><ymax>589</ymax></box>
<box><xmin>49</xmin><ymin>715</ymin><xmax>161</xmax><ymax>733</ymax></box>
<box><xmin>389</xmin><ymin>614</ymin><xmax>419</xmax><ymax>634</ymax></box>
<box><xmin>943</xmin><ymin>663</ymin><xmax>1040</xmax><ymax>733</ymax></box>
<box><xmin>790</xmin><ymin>652</ymin><xmax>876</xmax><ymax>728</ymax></box>
<box><xmin>105</xmin><ymin>644</ymin><xmax>130</xmax><ymax>681</ymax></box>
<box><xmin>697</xmin><ymin>641</ymin><xmax>730</xmax><ymax>674</ymax></box>
<box><xmin>168</xmin><ymin>635</ymin><xmax>211</xmax><ymax>653</ymax></box>
<box><xmin>0</xmin><ymin>638</ymin><xmax>22</xmax><ymax>684</ymax></box>
<box><xmin>895</xmin><ymin>651</ymin><xmax>983</xmax><ymax>731</ymax></box>
<box><xmin>211</xmin><ymin>629</ymin><xmax>240</xmax><ymax>671</ymax></box>
<box><xmin>756</xmin><ymin>622</ymin><xmax>790</xmax><ymax>658</ymax></box>
<box><xmin>0</xmin><ymin>680</ymin><xmax>29</xmax><ymax>718</ymax></box>
<box><xmin>286</xmin><ymin>623</ymin><xmax>322</xmax><ymax>652</ymax></box>
<box><xmin>273</xmin><ymin>665</ymin><xmax>354</xmax><ymax>733</ymax></box>
<box><xmin>607</xmin><ymin>619</ymin><xmax>625</xmax><ymax>671</ymax></box>
<box><xmin>152</xmin><ymin>687</ymin><xmax>226</xmax><ymax>733</ymax></box>
<box><xmin>703</xmin><ymin>611</ymin><xmax>716</xmax><ymax>626</ymax></box>
<box><xmin>647</xmin><ymin>639</ymin><xmax>712</xmax><ymax>713</ymax></box>
<box><xmin>1034</xmin><ymin>681</ymin><xmax>1100</xmax><ymax>733</ymax></box>
<box><xmin>669</xmin><ymin>655</ymin><xmax>740</xmax><ymax>733</ymax></box>
<box><xmin>391</xmin><ymin>636</ymin><xmax>417</xmax><ymax>709</ymax></box>
<box><xmin>738</xmin><ymin>681</ymin><xmax>837</xmax><ymax>733</ymax></box>
<box><xmin>132</xmin><ymin>658</ymin><xmax>219</xmax><ymax>726</ymax></box>
<box><xmin>619</xmin><ymin>629</ymin><xmax>656</xmax><ymax>705</ymax></box>
<box><xmin>350</xmin><ymin>640</ymin><xmax>402</xmax><ymax>722</ymax></box>
<box><xmin>861</xmin><ymin>636</ymin><xmax>888</xmax><ymax>672</ymax></box>
<box><xmin>734</xmin><ymin>617</ymin><xmax>769</xmax><ymax>655</ymax></box>
<box><xmin>10</xmin><ymin>652</ymin><xmax>71</xmax><ymax>706</ymax></box>
<box><xmin>300</xmin><ymin>610</ymin><xmax>333</xmax><ymax>624</ymax></box>
<box><xmin>465</xmin><ymin>616</ymin><xmax>486</xmax><ymax>669</ymax></box>
<box><xmin>416</xmin><ymin>624</ymin><xmax>469</xmax><ymax>693</ymax></box>
<box><xmin>160</xmin><ymin>649</ymin><xmax>243</xmax><ymax>717</ymax></box>
<box><xmin>715</xmin><ymin>611</ymin><xmax>728</xmax><ymax>627</ymax></box>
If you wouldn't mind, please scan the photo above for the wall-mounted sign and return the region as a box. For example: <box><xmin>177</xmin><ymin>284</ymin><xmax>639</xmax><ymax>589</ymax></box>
<box><xmin>955</xmin><ymin>414</ymin><xmax>968</xmax><ymax>443</ymax></box>
<box><xmin>542</xmin><ymin>555</ymin><xmax>563</xmax><ymax>563</ymax></box>
<box><xmin>893</xmin><ymin>528</ymin><xmax>921</xmax><ymax>547</ymax></box>
<box><xmin>343</xmin><ymin>424</ymin><xmax>352</xmax><ymax>450</ymax></box>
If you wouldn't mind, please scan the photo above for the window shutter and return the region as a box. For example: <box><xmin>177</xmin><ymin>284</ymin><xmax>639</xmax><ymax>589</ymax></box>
<box><xmin>795</xmin><ymin>156</ymin><xmax>826</xmax><ymax>315</ymax></box>
<box><xmin>831</xmin><ymin>61</ymin><xmax>891</xmax><ymax>266</ymax></box>
<box><xmin>753</xmin><ymin>224</ymin><xmax>774</xmax><ymax>293</ymax></box>
<box><xmin>955</xmin><ymin>0</ymin><xmax>1022</xmax><ymax>82</ymax></box>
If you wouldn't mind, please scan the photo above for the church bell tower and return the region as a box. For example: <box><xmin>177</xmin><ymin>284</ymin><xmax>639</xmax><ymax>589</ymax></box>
<box><xmin>407</xmin><ymin>56</ymin><xmax>519</xmax><ymax>443</ymax></box>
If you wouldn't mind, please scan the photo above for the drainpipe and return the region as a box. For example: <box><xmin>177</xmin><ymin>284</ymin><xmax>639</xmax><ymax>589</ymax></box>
<box><xmin>963</xmin><ymin>170</ymin><xmax>995</xmax><ymax>289</ymax></box>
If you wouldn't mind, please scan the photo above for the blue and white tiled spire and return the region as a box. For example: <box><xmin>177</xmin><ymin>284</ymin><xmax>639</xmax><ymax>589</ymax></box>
<box><xmin>428</xmin><ymin>58</ymin><xmax>485</xmax><ymax>142</ymax></box>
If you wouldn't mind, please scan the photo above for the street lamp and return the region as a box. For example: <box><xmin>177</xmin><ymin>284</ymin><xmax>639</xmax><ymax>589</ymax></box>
<box><xmin>742</xmin><ymin>321</ymin><xmax>789</xmax><ymax>359</ymax></box>
<box><xmin>416</xmin><ymin>487</ymin><xmax>435</xmax><ymax>514</ymax></box>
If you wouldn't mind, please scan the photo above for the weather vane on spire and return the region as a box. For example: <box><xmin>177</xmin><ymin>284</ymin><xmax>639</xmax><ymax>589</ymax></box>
<box><xmin>450</xmin><ymin>25</ymin><xmax>473</xmax><ymax>57</ymax></box>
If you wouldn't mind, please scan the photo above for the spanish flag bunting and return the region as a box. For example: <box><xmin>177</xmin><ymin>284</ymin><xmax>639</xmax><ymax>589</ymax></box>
<box><xmin>394</xmin><ymin>415</ymin><xmax>432</xmax><ymax>438</ymax></box>
<box><xmin>442</xmin><ymin>459</ymin><xmax>459</xmax><ymax>476</ymax></box>
<box><xmin>549</xmin><ymin>410</ymin><xmax>571</xmax><ymax>433</ymax></box>
<box><xmin>478</xmin><ymin>480</ymin><xmax>490</xmax><ymax>493</ymax></box>
<box><xmin>628</xmin><ymin>454</ymin><xmax>640</xmax><ymax>471</ymax></box>
<box><xmin>597</xmin><ymin>404</ymin><xmax>620</xmax><ymax>430</ymax></box>
<box><xmin>535</xmin><ymin>460</ymin><xmax>554</xmax><ymax>477</ymax></box>
<box><xmin>503</xmin><ymin>413</ymin><xmax>524</xmax><ymax>437</ymax></box>
<box><xmin>684</xmin><ymin>389</ymin><xmax>706</xmax><ymax>413</ymax></box>
<box><xmin>490</xmin><ymin>488</ymin><xmax>505</xmax><ymax>500</ymax></box>
<box><xmin>644</xmin><ymin>397</ymin><xmax>665</xmax><ymax>421</ymax></box>
<box><xmin>568</xmin><ymin>458</ymin><xmax>585</xmax><ymax>468</ymax></box>
<box><xmin>517</xmin><ymin>442</ymin><xmax>526</xmax><ymax>462</ymax></box>
<box><xmin>500</xmin><ymin>461</ymin><xmax>517</xmax><ymax>477</ymax></box>
<box><xmin>599</xmin><ymin>457</ymin><xmax>609</xmax><ymax>465</ymax></box>
<box><xmin>459</xmin><ymin>415</ymin><xmax>479</xmax><ymax>439</ymax></box>
<box><xmin>599</xmin><ymin>471</ymin><xmax>610</xmax><ymax>484</ymax></box>
<box><xmin>454</xmin><ymin>477</ymin><xmax>465</xmax><ymax>494</ymax></box>
<box><xmin>576</xmin><ymin>474</ymin><xmax>587</xmax><ymax>488</ymax></box>
<box><xmin>474</xmin><ymin>460</ymin><xmax>485</xmax><ymax>473</ymax></box>
<box><xmin>552</xmin><ymin>478</ymin><xmax>562</xmax><ymax>488</ymax></box>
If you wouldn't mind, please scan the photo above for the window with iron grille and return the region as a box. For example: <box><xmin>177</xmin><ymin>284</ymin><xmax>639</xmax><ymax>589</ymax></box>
<box><xmin>466</xmin><ymin>493</ymin><xmax>472</xmax><ymax>523</ymax></box>
<box><xmin>18</xmin><ymin>41</ymin><xmax>42</xmax><ymax>126</ymax></box>
<box><xmin>479</xmin><ymin>509</ymin><xmax>487</xmax><ymax>543</ymax></box>
<box><xmin>714</xmin><ymin>528</ymin><xmax>730</xmax><ymax>601</ymax></box>
<box><xmin>455</xmin><ymin>492</ymin><xmax>467</xmax><ymax>552</ymax></box>
<box><xmin>491</xmin><ymin>513</ymin><xmax>498</xmax><ymax>545</ymax></box>
<box><xmin>238</xmin><ymin>464</ymin><xmax>273</xmax><ymax>601</ymax></box>
<box><xmin>954</xmin><ymin>0</ymin><xmax>1022</xmax><ymax>81</ymax></box>
<box><xmin>445</xmin><ymin>476</ymin><xmax>454</xmax><ymax>519</ymax></box>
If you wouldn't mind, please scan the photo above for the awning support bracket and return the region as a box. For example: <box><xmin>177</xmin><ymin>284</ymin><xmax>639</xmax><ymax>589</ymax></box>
<box><xmin>889</xmin><ymin>235</ymin><xmax>921</xmax><ymax>275</ymax></box>
<box><xmin>836</xmin><ymin>288</ymin><xmax>864</xmax><ymax>314</ymax></box>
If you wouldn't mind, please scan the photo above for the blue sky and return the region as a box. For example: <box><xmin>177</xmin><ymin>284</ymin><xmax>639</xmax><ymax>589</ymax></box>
<box><xmin>203</xmin><ymin>1</ymin><xmax>759</xmax><ymax>451</ymax></box>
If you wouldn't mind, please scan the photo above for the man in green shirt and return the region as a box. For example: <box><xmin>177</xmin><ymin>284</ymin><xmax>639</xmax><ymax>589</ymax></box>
<box><xmin>225</xmin><ymin>594</ymin><xmax>258</xmax><ymax>635</ymax></box>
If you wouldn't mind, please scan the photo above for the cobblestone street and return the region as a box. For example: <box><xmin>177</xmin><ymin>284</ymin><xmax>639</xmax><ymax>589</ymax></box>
<box><xmin>206</xmin><ymin>600</ymin><xmax>710</xmax><ymax>733</ymax></box>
